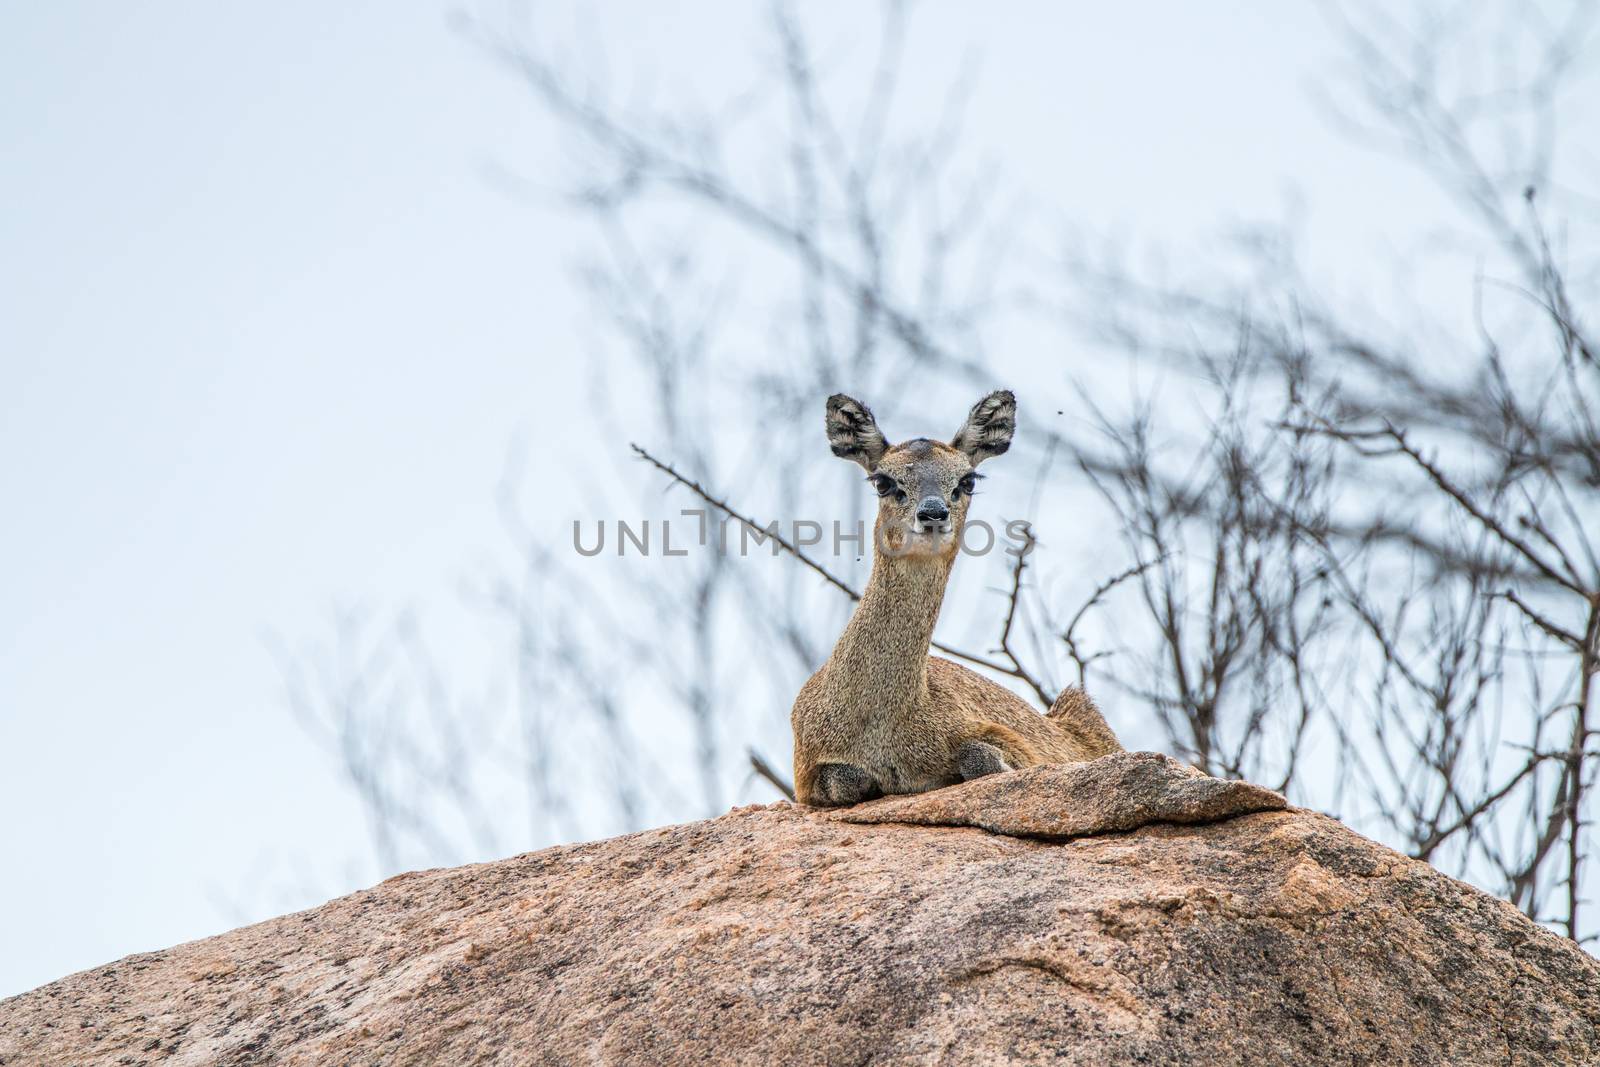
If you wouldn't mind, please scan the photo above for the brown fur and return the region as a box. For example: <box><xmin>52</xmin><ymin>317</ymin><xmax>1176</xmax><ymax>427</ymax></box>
<box><xmin>792</xmin><ymin>391</ymin><xmax>1123</xmax><ymax>806</ymax></box>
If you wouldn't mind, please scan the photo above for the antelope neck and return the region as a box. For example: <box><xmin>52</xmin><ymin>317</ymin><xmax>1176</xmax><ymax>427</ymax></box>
<box><xmin>827</xmin><ymin>551</ymin><xmax>954</xmax><ymax>718</ymax></box>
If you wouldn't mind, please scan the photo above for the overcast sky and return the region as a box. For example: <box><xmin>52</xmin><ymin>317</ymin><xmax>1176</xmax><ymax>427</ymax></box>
<box><xmin>4</xmin><ymin>1</ymin><xmax>1589</xmax><ymax>998</ymax></box>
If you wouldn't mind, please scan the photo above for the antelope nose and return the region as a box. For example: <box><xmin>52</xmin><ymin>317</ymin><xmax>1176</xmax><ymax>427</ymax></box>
<box><xmin>916</xmin><ymin>497</ymin><xmax>950</xmax><ymax>524</ymax></box>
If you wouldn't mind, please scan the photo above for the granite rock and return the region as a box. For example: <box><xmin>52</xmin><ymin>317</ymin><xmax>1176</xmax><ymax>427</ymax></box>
<box><xmin>3</xmin><ymin>753</ymin><xmax>1595</xmax><ymax>1065</ymax></box>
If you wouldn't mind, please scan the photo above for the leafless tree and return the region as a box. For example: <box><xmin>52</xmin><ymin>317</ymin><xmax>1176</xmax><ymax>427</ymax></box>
<box><xmin>1057</xmin><ymin>1</ymin><xmax>1599</xmax><ymax>938</ymax></box>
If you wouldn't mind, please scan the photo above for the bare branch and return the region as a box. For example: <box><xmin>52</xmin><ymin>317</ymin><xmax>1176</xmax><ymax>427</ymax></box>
<box><xmin>747</xmin><ymin>748</ymin><xmax>796</xmax><ymax>802</ymax></box>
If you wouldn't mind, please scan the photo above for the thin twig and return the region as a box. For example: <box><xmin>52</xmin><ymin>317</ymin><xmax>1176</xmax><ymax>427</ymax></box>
<box><xmin>1289</xmin><ymin>415</ymin><xmax>1586</xmax><ymax>596</ymax></box>
<box><xmin>1060</xmin><ymin>555</ymin><xmax>1164</xmax><ymax>687</ymax></box>
<box><xmin>1497</xmin><ymin>589</ymin><xmax>1584</xmax><ymax>651</ymax></box>
<box><xmin>991</xmin><ymin>524</ymin><xmax>1054</xmax><ymax>705</ymax></box>
<box><xmin>631</xmin><ymin>443</ymin><xmax>859</xmax><ymax>598</ymax></box>
<box><xmin>748</xmin><ymin>747</ymin><xmax>796</xmax><ymax>801</ymax></box>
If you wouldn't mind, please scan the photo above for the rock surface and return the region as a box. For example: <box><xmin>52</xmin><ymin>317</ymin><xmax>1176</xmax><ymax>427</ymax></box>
<box><xmin>835</xmin><ymin>751</ymin><xmax>1288</xmax><ymax>838</ymax></box>
<box><xmin>3</xmin><ymin>752</ymin><xmax>1597</xmax><ymax>1066</ymax></box>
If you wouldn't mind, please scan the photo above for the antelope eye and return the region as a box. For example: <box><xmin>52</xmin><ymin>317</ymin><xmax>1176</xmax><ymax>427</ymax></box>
<box><xmin>870</xmin><ymin>474</ymin><xmax>900</xmax><ymax>498</ymax></box>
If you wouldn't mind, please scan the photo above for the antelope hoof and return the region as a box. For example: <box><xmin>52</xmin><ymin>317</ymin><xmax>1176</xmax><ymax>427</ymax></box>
<box><xmin>955</xmin><ymin>740</ymin><xmax>1012</xmax><ymax>782</ymax></box>
<box><xmin>813</xmin><ymin>763</ymin><xmax>883</xmax><ymax>806</ymax></box>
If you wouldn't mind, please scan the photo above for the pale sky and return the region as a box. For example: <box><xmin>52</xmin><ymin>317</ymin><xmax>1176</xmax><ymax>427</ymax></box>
<box><xmin>3</xmin><ymin>1</ymin><xmax>1586</xmax><ymax>997</ymax></box>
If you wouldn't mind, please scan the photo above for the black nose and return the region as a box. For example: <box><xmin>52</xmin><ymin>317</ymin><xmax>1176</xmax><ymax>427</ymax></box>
<box><xmin>916</xmin><ymin>496</ymin><xmax>950</xmax><ymax>524</ymax></box>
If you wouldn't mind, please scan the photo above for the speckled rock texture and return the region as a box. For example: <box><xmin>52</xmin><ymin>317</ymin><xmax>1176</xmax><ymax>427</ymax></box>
<box><xmin>834</xmin><ymin>751</ymin><xmax>1288</xmax><ymax>838</ymax></box>
<box><xmin>3</xmin><ymin>752</ymin><xmax>1597</xmax><ymax>1066</ymax></box>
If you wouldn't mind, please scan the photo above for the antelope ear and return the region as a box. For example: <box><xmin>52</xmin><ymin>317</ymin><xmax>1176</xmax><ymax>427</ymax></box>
<box><xmin>825</xmin><ymin>394</ymin><xmax>889</xmax><ymax>472</ymax></box>
<box><xmin>951</xmin><ymin>390</ymin><xmax>1016</xmax><ymax>466</ymax></box>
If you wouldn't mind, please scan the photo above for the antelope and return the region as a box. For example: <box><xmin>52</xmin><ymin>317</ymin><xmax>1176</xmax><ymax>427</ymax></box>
<box><xmin>791</xmin><ymin>391</ymin><xmax>1122</xmax><ymax>806</ymax></box>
